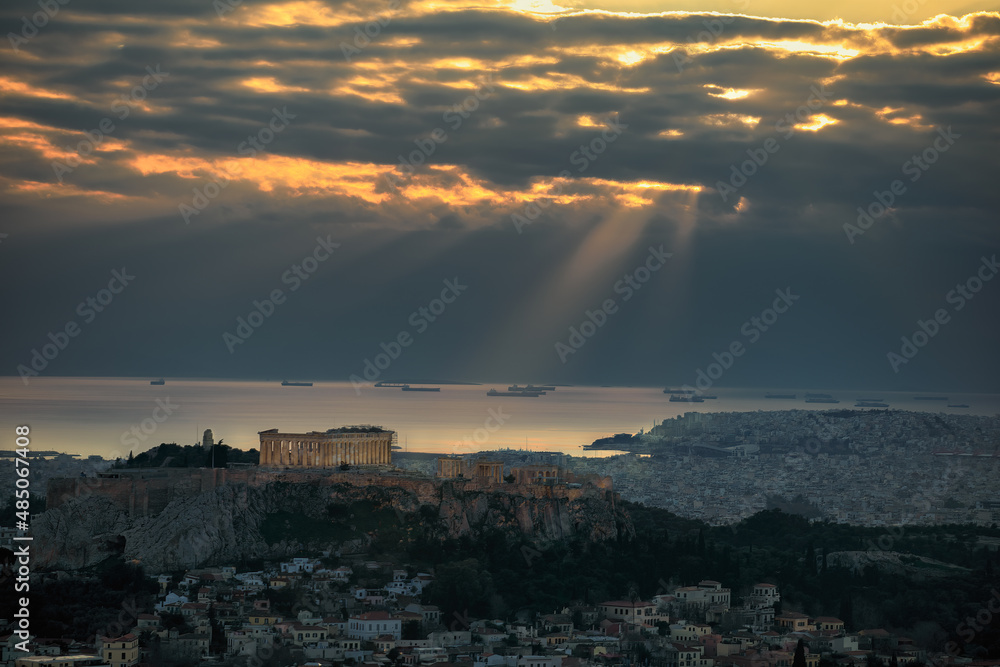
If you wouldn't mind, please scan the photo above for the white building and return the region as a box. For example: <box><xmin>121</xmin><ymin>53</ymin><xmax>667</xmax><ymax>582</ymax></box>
<box><xmin>598</xmin><ymin>600</ymin><xmax>664</xmax><ymax>628</ymax></box>
<box><xmin>429</xmin><ymin>630</ymin><xmax>471</xmax><ymax>647</ymax></box>
<box><xmin>517</xmin><ymin>656</ymin><xmax>564</xmax><ymax>667</ymax></box>
<box><xmin>281</xmin><ymin>557</ymin><xmax>322</xmax><ymax>574</ymax></box>
<box><xmin>347</xmin><ymin>611</ymin><xmax>401</xmax><ymax>640</ymax></box>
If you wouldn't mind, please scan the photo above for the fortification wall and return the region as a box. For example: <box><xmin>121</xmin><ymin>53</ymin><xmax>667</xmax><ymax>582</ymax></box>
<box><xmin>46</xmin><ymin>466</ymin><xmax>615</xmax><ymax>518</ymax></box>
<box><xmin>46</xmin><ymin>468</ymin><xmax>257</xmax><ymax>515</ymax></box>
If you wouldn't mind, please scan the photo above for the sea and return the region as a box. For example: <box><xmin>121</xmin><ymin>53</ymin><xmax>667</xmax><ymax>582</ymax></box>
<box><xmin>1</xmin><ymin>377</ymin><xmax>998</xmax><ymax>460</ymax></box>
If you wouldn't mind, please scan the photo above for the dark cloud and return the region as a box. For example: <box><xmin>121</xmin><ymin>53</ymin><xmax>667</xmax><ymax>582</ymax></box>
<box><xmin>1</xmin><ymin>1</ymin><xmax>998</xmax><ymax>390</ymax></box>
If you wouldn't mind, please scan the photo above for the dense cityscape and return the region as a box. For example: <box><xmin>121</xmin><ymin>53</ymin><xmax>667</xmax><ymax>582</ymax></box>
<box><xmin>2</xmin><ymin>408</ymin><xmax>998</xmax><ymax>666</ymax></box>
<box><xmin>394</xmin><ymin>410</ymin><xmax>1000</xmax><ymax>527</ymax></box>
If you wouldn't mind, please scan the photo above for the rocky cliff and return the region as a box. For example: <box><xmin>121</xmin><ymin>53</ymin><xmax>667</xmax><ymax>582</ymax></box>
<box><xmin>33</xmin><ymin>472</ymin><xmax>633</xmax><ymax>572</ymax></box>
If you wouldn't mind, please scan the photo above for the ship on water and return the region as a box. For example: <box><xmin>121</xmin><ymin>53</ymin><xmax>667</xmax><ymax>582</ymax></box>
<box><xmin>401</xmin><ymin>385</ymin><xmax>440</xmax><ymax>392</ymax></box>
<box><xmin>488</xmin><ymin>388</ymin><xmax>541</xmax><ymax>397</ymax></box>
<box><xmin>150</xmin><ymin>378</ymin><xmax>165</xmax><ymax>385</ymax></box>
<box><xmin>670</xmin><ymin>395</ymin><xmax>704</xmax><ymax>403</ymax></box>
<box><xmin>765</xmin><ymin>393</ymin><xmax>795</xmax><ymax>399</ymax></box>
<box><xmin>281</xmin><ymin>380</ymin><xmax>313</xmax><ymax>387</ymax></box>
<box><xmin>855</xmin><ymin>401</ymin><xmax>889</xmax><ymax>408</ymax></box>
<box><xmin>508</xmin><ymin>384</ymin><xmax>552</xmax><ymax>393</ymax></box>
<box><xmin>374</xmin><ymin>382</ymin><xmax>407</xmax><ymax>388</ymax></box>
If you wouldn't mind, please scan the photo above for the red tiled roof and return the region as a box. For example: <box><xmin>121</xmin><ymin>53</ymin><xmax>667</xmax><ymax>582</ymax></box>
<box><xmin>354</xmin><ymin>611</ymin><xmax>394</xmax><ymax>621</ymax></box>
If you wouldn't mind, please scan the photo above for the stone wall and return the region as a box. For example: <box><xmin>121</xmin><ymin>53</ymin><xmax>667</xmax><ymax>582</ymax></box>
<box><xmin>46</xmin><ymin>467</ymin><xmax>617</xmax><ymax>519</ymax></box>
<box><xmin>47</xmin><ymin>468</ymin><xmax>256</xmax><ymax>516</ymax></box>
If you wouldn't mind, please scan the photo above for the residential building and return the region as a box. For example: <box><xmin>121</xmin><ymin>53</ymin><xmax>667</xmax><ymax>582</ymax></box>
<box><xmin>348</xmin><ymin>612</ymin><xmax>402</xmax><ymax>640</ymax></box>
<box><xmin>98</xmin><ymin>634</ymin><xmax>138</xmax><ymax>667</ymax></box>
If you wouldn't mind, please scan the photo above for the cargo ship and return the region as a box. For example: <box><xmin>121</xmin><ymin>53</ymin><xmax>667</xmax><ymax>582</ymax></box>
<box><xmin>670</xmin><ymin>395</ymin><xmax>704</xmax><ymax>402</ymax></box>
<box><xmin>855</xmin><ymin>401</ymin><xmax>889</xmax><ymax>408</ymax></box>
<box><xmin>401</xmin><ymin>385</ymin><xmax>440</xmax><ymax>392</ymax></box>
<box><xmin>488</xmin><ymin>388</ymin><xmax>541</xmax><ymax>397</ymax></box>
<box><xmin>374</xmin><ymin>382</ymin><xmax>407</xmax><ymax>387</ymax></box>
<box><xmin>508</xmin><ymin>384</ymin><xmax>552</xmax><ymax>393</ymax></box>
<box><xmin>765</xmin><ymin>393</ymin><xmax>795</xmax><ymax>399</ymax></box>
<box><xmin>150</xmin><ymin>378</ymin><xmax>165</xmax><ymax>385</ymax></box>
<box><xmin>281</xmin><ymin>380</ymin><xmax>313</xmax><ymax>387</ymax></box>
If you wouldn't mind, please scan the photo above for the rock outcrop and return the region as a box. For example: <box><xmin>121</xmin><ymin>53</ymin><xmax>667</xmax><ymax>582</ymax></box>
<box><xmin>33</xmin><ymin>472</ymin><xmax>633</xmax><ymax>572</ymax></box>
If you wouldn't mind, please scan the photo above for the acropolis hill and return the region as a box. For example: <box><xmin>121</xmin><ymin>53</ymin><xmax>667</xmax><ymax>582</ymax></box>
<box><xmin>37</xmin><ymin>426</ymin><xmax>628</xmax><ymax>572</ymax></box>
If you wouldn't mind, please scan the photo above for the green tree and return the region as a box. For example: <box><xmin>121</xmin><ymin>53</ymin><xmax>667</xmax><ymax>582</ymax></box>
<box><xmin>425</xmin><ymin>558</ymin><xmax>496</xmax><ymax>619</ymax></box>
<box><xmin>793</xmin><ymin>639</ymin><xmax>807</xmax><ymax>667</ymax></box>
<box><xmin>402</xmin><ymin>620</ymin><xmax>423</xmax><ymax>640</ymax></box>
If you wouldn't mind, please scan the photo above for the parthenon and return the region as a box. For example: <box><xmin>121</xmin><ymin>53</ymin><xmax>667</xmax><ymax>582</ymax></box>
<box><xmin>258</xmin><ymin>426</ymin><xmax>394</xmax><ymax>468</ymax></box>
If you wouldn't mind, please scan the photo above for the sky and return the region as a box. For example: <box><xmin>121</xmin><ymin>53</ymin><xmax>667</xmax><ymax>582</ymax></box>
<box><xmin>1</xmin><ymin>0</ymin><xmax>999</xmax><ymax>392</ymax></box>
